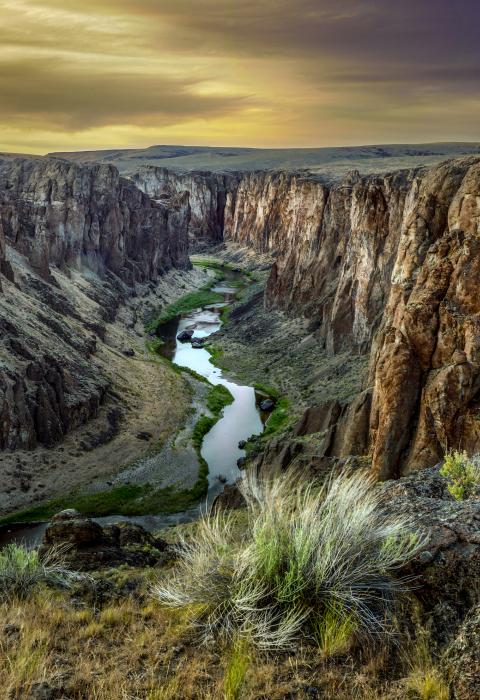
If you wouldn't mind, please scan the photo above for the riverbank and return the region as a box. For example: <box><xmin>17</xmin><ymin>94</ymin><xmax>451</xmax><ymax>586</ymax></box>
<box><xmin>0</xmin><ymin>262</ymin><xmax>259</xmax><ymax>528</ymax></box>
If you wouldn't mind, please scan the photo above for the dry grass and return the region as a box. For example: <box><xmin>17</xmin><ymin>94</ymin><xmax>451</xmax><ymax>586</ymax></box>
<box><xmin>0</xmin><ymin>583</ymin><xmax>221</xmax><ymax>699</ymax></box>
<box><xmin>0</xmin><ymin>573</ymin><xmax>451</xmax><ymax>700</ymax></box>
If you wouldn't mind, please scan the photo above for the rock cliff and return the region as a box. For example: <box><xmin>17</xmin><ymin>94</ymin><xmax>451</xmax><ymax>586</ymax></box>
<box><xmin>132</xmin><ymin>166</ymin><xmax>236</xmax><ymax>243</ymax></box>
<box><xmin>152</xmin><ymin>158</ymin><xmax>480</xmax><ymax>477</ymax></box>
<box><xmin>0</xmin><ymin>157</ymin><xmax>190</xmax><ymax>451</ymax></box>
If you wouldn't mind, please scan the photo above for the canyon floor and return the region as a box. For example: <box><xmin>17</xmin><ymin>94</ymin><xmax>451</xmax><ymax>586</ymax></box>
<box><xmin>0</xmin><ymin>264</ymin><xmax>217</xmax><ymax>517</ymax></box>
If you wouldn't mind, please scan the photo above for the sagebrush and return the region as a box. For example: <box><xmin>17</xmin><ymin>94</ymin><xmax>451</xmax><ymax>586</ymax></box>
<box><xmin>440</xmin><ymin>450</ymin><xmax>480</xmax><ymax>500</ymax></box>
<box><xmin>154</xmin><ymin>470</ymin><xmax>425</xmax><ymax>650</ymax></box>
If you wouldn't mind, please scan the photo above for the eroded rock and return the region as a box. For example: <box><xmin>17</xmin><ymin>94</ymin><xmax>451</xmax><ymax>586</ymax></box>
<box><xmin>40</xmin><ymin>510</ymin><xmax>169</xmax><ymax>571</ymax></box>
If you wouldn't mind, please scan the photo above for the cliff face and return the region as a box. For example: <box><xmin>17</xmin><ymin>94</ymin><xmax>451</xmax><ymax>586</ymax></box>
<box><xmin>223</xmin><ymin>170</ymin><xmax>413</xmax><ymax>354</ymax></box>
<box><xmin>132</xmin><ymin>166</ymin><xmax>237</xmax><ymax>243</ymax></box>
<box><xmin>369</xmin><ymin>159</ymin><xmax>480</xmax><ymax>478</ymax></box>
<box><xmin>154</xmin><ymin>158</ymin><xmax>480</xmax><ymax>477</ymax></box>
<box><xmin>0</xmin><ymin>158</ymin><xmax>190</xmax><ymax>451</ymax></box>
<box><xmin>0</xmin><ymin>158</ymin><xmax>190</xmax><ymax>283</ymax></box>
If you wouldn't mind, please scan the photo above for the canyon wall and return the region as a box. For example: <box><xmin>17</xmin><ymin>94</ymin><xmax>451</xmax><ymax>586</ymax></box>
<box><xmin>0</xmin><ymin>158</ymin><xmax>190</xmax><ymax>283</ymax></box>
<box><xmin>132</xmin><ymin>166</ymin><xmax>237</xmax><ymax>243</ymax></box>
<box><xmin>0</xmin><ymin>157</ymin><xmax>191</xmax><ymax>451</ymax></box>
<box><xmin>153</xmin><ymin>158</ymin><xmax>480</xmax><ymax>477</ymax></box>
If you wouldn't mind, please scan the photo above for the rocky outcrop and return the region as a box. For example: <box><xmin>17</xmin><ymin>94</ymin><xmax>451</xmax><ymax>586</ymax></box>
<box><xmin>445</xmin><ymin>603</ymin><xmax>480</xmax><ymax>699</ymax></box>
<box><xmin>369</xmin><ymin>159</ymin><xmax>480</xmax><ymax>478</ymax></box>
<box><xmin>0</xmin><ymin>157</ymin><xmax>191</xmax><ymax>451</ymax></box>
<box><xmin>380</xmin><ymin>467</ymin><xmax>480</xmax><ymax>643</ymax></box>
<box><xmin>40</xmin><ymin>509</ymin><xmax>169</xmax><ymax>570</ymax></box>
<box><xmin>0</xmin><ymin>158</ymin><xmax>190</xmax><ymax>282</ymax></box>
<box><xmin>132</xmin><ymin>166</ymin><xmax>236</xmax><ymax>243</ymax></box>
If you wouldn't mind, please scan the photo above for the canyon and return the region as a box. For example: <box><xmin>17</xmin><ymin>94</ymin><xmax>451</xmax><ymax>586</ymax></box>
<box><xmin>1</xmin><ymin>153</ymin><xmax>480</xmax><ymax>519</ymax></box>
<box><xmin>134</xmin><ymin>158</ymin><xmax>480</xmax><ymax>480</ymax></box>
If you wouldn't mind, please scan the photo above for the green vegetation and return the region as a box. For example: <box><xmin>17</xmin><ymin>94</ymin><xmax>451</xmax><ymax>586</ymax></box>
<box><xmin>223</xmin><ymin>638</ymin><xmax>250</xmax><ymax>700</ymax></box>
<box><xmin>403</xmin><ymin>627</ymin><xmax>449</xmax><ymax>700</ymax></box>
<box><xmin>440</xmin><ymin>449</ymin><xmax>480</xmax><ymax>500</ymax></box>
<box><xmin>206</xmin><ymin>384</ymin><xmax>234</xmax><ymax>416</ymax></box>
<box><xmin>253</xmin><ymin>382</ymin><xmax>280</xmax><ymax>398</ymax></box>
<box><xmin>146</xmin><ymin>288</ymin><xmax>224</xmax><ymax>334</ymax></box>
<box><xmin>154</xmin><ymin>470</ymin><xmax>424</xmax><ymax>651</ymax></box>
<box><xmin>191</xmin><ymin>257</ymin><xmax>253</xmax><ymax>279</ymax></box>
<box><xmin>0</xmin><ymin>544</ymin><xmax>79</xmax><ymax>601</ymax></box>
<box><xmin>145</xmin><ymin>337</ymin><xmax>164</xmax><ymax>354</ymax></box>
<box><xmin>263</xmin><ymin>397</ymin><xmax>290</xmax><ymax>437</ymax></box>
<box><xmin>312</xmin><ymin>603</ymin><xmax>356</xmax><ymax>658</ymax></box>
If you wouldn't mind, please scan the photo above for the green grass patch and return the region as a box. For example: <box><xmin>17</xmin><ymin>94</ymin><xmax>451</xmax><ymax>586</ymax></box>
<box><xmin>146</xmin><ymin>289</ymin><xmax>224</xmax><ymax>333</ymax></box>
<box><xmin>206</xmin><ymin>344</ymin><xmax>224</xmax><ymax>366</ymax></box>
<box><xmin>253</xmin><ymin>382</ymin><xmax>280</xmax><ymax>398</ymax></box>
<box><xmin>192</xmin><ymin>415</ymin><xmax>216</xmax><ymax>451</ymax></box>
<box><xmin>206</xmin><ymin>384</ymin><xmax>234</xmax><ymax>417</ymax></box>
<box><xmin>145</xmin><ymin>337</ymin><xmax>164</xmax><ymax>353</ymax></box>
<box><xmin>263</xmin><ymin>397</ymin><xmax>290</xmax><ymax>437</ymax></box>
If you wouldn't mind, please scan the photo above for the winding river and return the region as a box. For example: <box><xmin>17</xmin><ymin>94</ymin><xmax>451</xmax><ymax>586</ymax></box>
<box><xmin>0</xmin><ymin>268</ymin><xmax>265</xmax><ymax>547</ymax></box>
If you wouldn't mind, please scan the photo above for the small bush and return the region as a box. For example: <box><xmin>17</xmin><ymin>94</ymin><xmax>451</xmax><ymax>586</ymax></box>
<box><xmin>0</xmin><ymin>544</ymin><xmax>80</xmax><ymax>601</ymax></box>
<box><xmin>154</xmin><ymin>470</ymin><xmax>425</xmax><ymax>651</ymax></box>
<box><xmin>440</xmin><ymin>450</ymin><xmax>480</xmax><ymax>500</ymax></box>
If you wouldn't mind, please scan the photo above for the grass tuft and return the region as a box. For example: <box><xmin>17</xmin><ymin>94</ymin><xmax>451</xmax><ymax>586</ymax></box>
<box><xmin>0</xmin><ymin>544</ymin><xmax>82</xmax><ymax>601</ymax></box>
<box><xmin>153</xmin><ymin>470</ymin><xmax>425</xmax><ymax>651</ymax></box>
<box><xmin>223</xmin><ymin>638</ymin><xmax>250</xmax><ymax>700</ymax></box>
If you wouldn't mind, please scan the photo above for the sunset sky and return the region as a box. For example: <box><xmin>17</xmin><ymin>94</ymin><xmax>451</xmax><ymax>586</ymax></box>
<box><xmin>1</xmin><ymin>0</ymin><xmax>479</xmax><ymax>154</ymax></box>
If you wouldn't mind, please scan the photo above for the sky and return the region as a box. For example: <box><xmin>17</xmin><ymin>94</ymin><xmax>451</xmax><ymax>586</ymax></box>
<box><xmin>1</xmin><ymin>0</ymin><xmax>479</xmax><ymax>154</ymax></box>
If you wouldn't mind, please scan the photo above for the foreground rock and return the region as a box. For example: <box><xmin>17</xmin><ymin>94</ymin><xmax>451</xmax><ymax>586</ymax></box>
<box><xmin>40</xmin><ymin>509</ymin><xmax>169</xmax><ymax>570</ymax></box>
<box><xmin>380</xmin><ymin>466</ymin><xmax>480</xmax><ymax>643</ymax></box>
<box><xmin>445</xmin><ymin>603</ymin><xmax>480</xmax><ymax>699</ymax></box>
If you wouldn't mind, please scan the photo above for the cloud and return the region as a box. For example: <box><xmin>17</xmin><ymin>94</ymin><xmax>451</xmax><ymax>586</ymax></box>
<box><xmin>0</xmin><ymin>0</ymin><xmax>479</xmax><ymax>152</ymax></box>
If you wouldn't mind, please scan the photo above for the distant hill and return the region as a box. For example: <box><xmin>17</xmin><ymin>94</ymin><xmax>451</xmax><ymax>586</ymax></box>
<box><xmin>47</xmin><ymin>142</ymin><xmax>480</xmax><ymax>177</ymax></box>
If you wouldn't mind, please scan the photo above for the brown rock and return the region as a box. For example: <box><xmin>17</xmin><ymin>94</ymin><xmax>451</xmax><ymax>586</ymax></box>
<box><xmin>40</xmin><ymin>511</ymin><xmax>168</xmax><ymax>571</ymax></box>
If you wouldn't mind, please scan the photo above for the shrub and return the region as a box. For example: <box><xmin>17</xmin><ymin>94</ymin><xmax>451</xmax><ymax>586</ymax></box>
<box><xmin>153</xmin><ymin>470</ymin><xmax>425</xmax><ymax>651</ymax></box>
<box><xmin>440</xmin><ymin>450</ymin><xmax>480</xmax><ymax>500</ymax></box>
<box><xmin>0</xmin><ymin>544</ymin><xmax>80</xmax><ymax>601</ymax></box>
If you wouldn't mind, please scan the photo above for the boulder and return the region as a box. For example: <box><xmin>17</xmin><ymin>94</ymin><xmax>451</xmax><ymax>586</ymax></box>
<box><xmin>121</xmin><ymin>347</ymin><xmax>135</xmax><ymax>357</ymax></box>
<box><xmin>211</xmin><ymin>483</ymin><xmax>246</xmax><ymax>513</ymax></box>
<box><xmin>177</xmin><ymin>329</ymin><xmax>194</xmax><ymax>342</ymax></box>
<box><xmin>40</xmin><ymin>511</ymin><xmax>168</xmax><ymax>571</ymax></box>
<box><xmin>191</xmin><ymin>337</ymin><xmax>205</xmax><ymax>348</ymax></box>
<box><xmin>43</xmin><ymin>509</ymin><xmax>103</xmax><ymax>547</ymax></box>
<box><xmin>260</xmin><ymin>399</ymin><xmax>275</xmax><ymax>411</ymax></box>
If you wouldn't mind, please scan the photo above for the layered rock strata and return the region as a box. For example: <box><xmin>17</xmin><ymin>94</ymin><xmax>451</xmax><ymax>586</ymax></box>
<box><xmin>0</xmin><ymin>157</ymin><xmax>190</xmax><ymax>451</ymax></box>
<box><xmin>151</xmin><ymin>158</ymin><xmax>480</xmax><ymax>477</ymax></box>
<box><xmin>132</xmin><ymin>166</ymin><xmax>236</xmax><ymax>243</ymax></box>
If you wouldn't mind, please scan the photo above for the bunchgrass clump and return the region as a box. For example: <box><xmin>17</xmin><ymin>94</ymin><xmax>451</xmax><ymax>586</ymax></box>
<box><xmin>154</xmin><ymin>470</ymin><xmax>425</xmax><ymax>651</ymax></box>
<box><xmin>440</xmin><ymin>449</ymin><xmax>480</xmax><ymax>500</ymax></box>
<box><xmin>0</xmin><ymin>544</ymin><xmax>80</xmax><ymax>601</ymax></box>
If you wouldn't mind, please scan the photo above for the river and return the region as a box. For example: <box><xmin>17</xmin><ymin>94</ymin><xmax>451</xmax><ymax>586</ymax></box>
<box><xmin>0</xmin><ymin>267</ymin><xmax>266</xmax><ymax>547</ymax></box>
